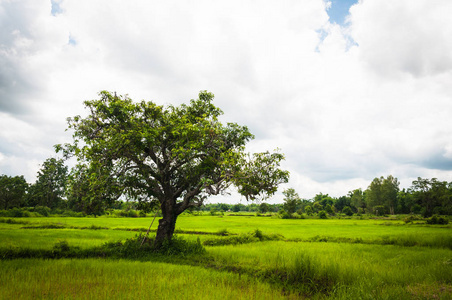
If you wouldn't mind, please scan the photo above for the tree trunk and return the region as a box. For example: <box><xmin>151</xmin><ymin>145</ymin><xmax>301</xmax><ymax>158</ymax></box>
<box><xmin>154</xmin><ymin>200</ymin><xmax>178</xmax><ymax>248</ymax></box>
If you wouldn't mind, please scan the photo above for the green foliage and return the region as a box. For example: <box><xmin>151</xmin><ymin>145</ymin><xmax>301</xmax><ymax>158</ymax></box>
<box><xmin>373</xmin><ymin>205</ymin><xmax>386</xmax><ymax>216</ymax></box>
<box><xmin>403</xmin><ymin>214</ymin><xmax>422</xmax><ymax>224</ymax></box>
<box><xmin>27</xmin><ymin>158</ymin><xmax>68</xmax><ymax>209</ymax></box>
<box><xmin>203</xmin><ymin>229</ymin><xmax>283</xmax><ymax>246</ymax></box>
<box><xmin>116</xmin><ymin>210</ymin><xmax>139</xmax><ymax>218</ymax></box>
<box><xmin>426</xmin><ymin>215</ymin><xmax>449</xmax><ymax>225</ymax></box>
<box><xmin>342</xmin><ymin>206</ymin><xmax>353</xmax><ymax>216</ymax></box>
<box><xmin>324</xmin><ymin>204</ymin><xmax>334</xmax><ymax>215</ymax></box>
<box><xmin>278</xmin><ymin>209</ymin><xmax>291</xmax><ymax>219</ymax></box>
<box><xmin>33</xmin><ymin>206</ymin><xmax>51</xmax><ymax>217</ymax></box>
<box><xmin>233</xmin><ymin>151</ymin><xmax>289</xmax><ymax>201</ymax></box>
<box><xmin>0</xmin><ymin>175</ymin><xmax>28</xmax><ymax>210</ymax></box>
<box><xmin>109</xmin><ymin>234</ymin><xmax>206</xmax><ymax>257</ymax></box>
<box><xmin>65</xmin><ymin>163</ymin><xmax>119</xmax><ymax>216</ymax></box>
<box><xmin>410</xmin><ymin>177</ymin><xmax>452</xmax><ymax>217</ymax></box>
<box><xmin>349</xmin><ymin>189</ymin><xmax>364</xmax><ymax>211</ymax></box>
<box><xmin>232</xmin><ymin>204</ymin><xmax>241</xmax><ymax>212</ymax></box>
<box><xmin>217</xmin><ymin>228</ymin><xmax>230</xmax><ymax>236</ymax></box>
<box><xmin>313</xmin><ymin>202</ymin><xmax>322</xmax><ymax>213</ymax></box>
<box><xmin>304</xmin><ymin>205</ymin><xmax>313</xmax><ymax>215</ymax></box>
<box><xmin>365</xmin><ymin>175</ymin><xmax>399</xmax><ymax>215</ymax></box>
<box><xmin>59</xmin><ymin>91</ymin><xmax>289</xmax><ymax>244</ymax></box>
<box><xmin>259</xmin><ymin>202</ymin><xmax>270</xmax><ymax>213</ymax></box>
<box><xmin>9</xmin><ymin>208</ymin><xmax>29</xmax><ymax>217</ymax></box>
<box><xmin>318</xmin><ymin>210</ymin><xmax>328</xmax><ymax>219</ymax></box>
<box><xmin>282</xmin><ymin>188</ymin><xmax>300</xmax><ymax>214</ymax></box>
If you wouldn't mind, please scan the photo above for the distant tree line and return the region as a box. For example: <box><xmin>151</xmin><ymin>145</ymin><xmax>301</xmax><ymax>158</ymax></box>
<box><xmin>0</xmin><ymin>159</ymin><xmax>451</xmax><ymax>218</ymax></box>
<box><xmin>277</xmin><ymin>175</ymin><xmax>451</xmax><ymax>218</ymax></box>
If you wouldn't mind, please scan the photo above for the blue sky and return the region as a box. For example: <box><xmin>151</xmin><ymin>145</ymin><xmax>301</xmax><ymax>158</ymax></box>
<box><xmin>327</xmin><ymin>0</ymin><xmax>359</xmax><ymax>25</ymax></box>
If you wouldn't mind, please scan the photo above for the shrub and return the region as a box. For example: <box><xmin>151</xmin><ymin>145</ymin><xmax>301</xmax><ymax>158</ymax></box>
<box><xmin>404</xmin><ymin>215</ymin><xmax>421</xmax><ymax>224</ymax></box>
<box><xmin>217</xmin><ymin>228</ymin><xmax>230</xmax><ymax>236</ymax></box>
<box><xmin>203</xmin><ymin>230</ymin><xmax>283</xmax><ymax>246</ymax></box>
<box><xmin>53</xmin><ymin>240</ymin><xmax>70</xmax><ymax>252</ymax></box>
<box><xmin>34</xmin><ymin>206</ymin><xmax>51</xmax><ymax>217</ymax></box>
<box><xmin>342</xmin><ymin>206</ymin><xmax>353</xmax><ymax>216</ymax></box>
<box><xmin>373</xmin><ymin>205</ymin><xmax>386</xmax><ymax>216</ymax></box>
<box><xmin>278</xmin><ymin>209</ymin><xmax>291</xmax><ymax>219</ymax></box>
<box><xmin>101</xmin><ymin>234</ymin><xmax>205</xmax><ymax>257</ymax></box>
<box><xmin>426</xmin><ymin>215</ymin><xmax>449</xmax><ymax>225</ymax></box>
<box><xmin>9</xmin><ymin>208</ymin><xmax>28</xmax><ymax>217</ymax></box>
<box><xmin>295</xmin><ymin>213</ymin><xmax>306</xmax><ymax>219</ymax></box>
<box><xmin>117</xmin><ymin>210</ymin><xmax>138</xmax><ymax>217</ymax></box>
<box><xmin>154</xmin><ymin>236</ymin><xmax>205</xmax><ymax>256</ymax></box>
<box><xmin>325</xmin><ymin>204</ymin><xmax>334</xmax><ymax>215</ymax></box>
<box><xmin>318</xmin><ymin>210</ymin><xmax>328</xmax><ymax>219</ymax></box>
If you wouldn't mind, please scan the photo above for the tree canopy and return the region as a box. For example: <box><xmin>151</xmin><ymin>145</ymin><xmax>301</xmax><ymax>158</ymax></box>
<box><xmin>58</xmin><ymin>91</ymin><xmax>289</xmax><ymax>245</ymax></box>
<box><xmin>27</xmin><ymin>158</ymin><xmax>68</xmax><ymax>209</ymax></box>
<box><xmin>0</xmin><ymin>175</ymin><xmax>28</xmax><ymax>210</ymax></box>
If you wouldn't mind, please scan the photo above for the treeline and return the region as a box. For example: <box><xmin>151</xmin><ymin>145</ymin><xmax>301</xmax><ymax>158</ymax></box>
<box><xmin>275</xmin><ymin>175</ymin><xmax>452</xmax><ymax>218</ymax></box>
<box><xmin>1</xmin><ymin>158</ymin><xmax>451</xmax><ymax>217</ymax></box>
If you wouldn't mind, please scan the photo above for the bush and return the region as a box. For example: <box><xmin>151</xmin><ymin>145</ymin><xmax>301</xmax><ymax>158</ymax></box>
<box><xmin>342</xmin><ymin>206</ymin><xmax>353</xmax><ymax>216</ymax></box>
<box><xmin>278</xmin><ymin>209</ymin><xmax>291</xmax><ymax>219</ymax></box>
<box><xmin>373</xmin><ymin>205</ymin><xmax>386</xmax><ymax>216</ymax></box>
<box><xmin>9</xmin><ymin>208</ymin><xmax>29</xmax><ymax>217</ymax></box>
<box><xmin>295</xmin><ymin>213</ymin><xmax>306</xmax><ymax>219</ymax></box>
<box><xmin>426</xmin><ymin>215</ymin><xmax>449</xmax><ymax>225</ymax></box>
<box><xmin>153</xmin><ymin>236</ymin><xmax>206</xmax><ymax>256</ymax></box>
<box><xmin>115</xmin><ymin>210</ymin><xmax>139</xmax><ymax>217</ymax></box>
<box><xmin>404</xmin><ymin>215</ymin><xmax>422</xmax><ymax>224</ymax></box>
<box><xmin>62</xmin><ymin>210</ymin><xmax>85</xmax><ymax>217</ymax></box>
<box><xmin>34</xmin><ymin>206</ymin><xmax>51</xmax><ymax>217</ymax></box>
<box><xmin>318</xmin><ymin>210</ymin><xmax>328</xmax><ymax>219</ymax></box>
<box><xmin>203</xmin><ymin>230</ymin><xmax>284</xmax><ymax>246</ymax></box>
<box><xmin>100</xmin><ymin>234</ymin><xmax>206</xmax><ymax>257</ymax></box>
<box><xmin>217</xmin><ymin>228</ymin><xmax>230</xmax><ymax>236</ymax></box>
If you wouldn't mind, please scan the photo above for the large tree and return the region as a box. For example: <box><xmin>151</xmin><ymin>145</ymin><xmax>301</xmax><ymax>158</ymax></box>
<box><xmin>58</xmin><ymin>91</ymin><xmax>289</xmax><ymax>246</ymax></box>
<box><xmin>365</xmin><ymin>175</ymin><xmax>399</xmax><ymax>215</ymax></box>
<box><xmin>0</xmin><ymin>175</ymin><xmax>28</xmax><ymax>209</ymax></box>
<box><xmin>65</xmin><ymin>162</ymin><xmax>122</xmax><ymax>216</ymax></box>
<box><xmin>27</xmin><ymin>158</ymin><xmax>68</xmax><ymax>209</ymax></box>
<box><xmin>282</xmin><ymin>188</ymin><xmax>301</xmax><ymax>214</ymax></box>
<box><xmin>410</xmin><ymin>178</ymin><xmax>451</xmax><ymax>217</ymax></box>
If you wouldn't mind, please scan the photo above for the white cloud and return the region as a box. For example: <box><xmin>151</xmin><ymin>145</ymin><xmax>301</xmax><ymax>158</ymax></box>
<box><xmin>0</xmin><ymin>0</ymin><xmax>452</xmax><ymax>199</ymax></box>
<box><xmin>349</xmin><ymin>0</ymin><xmax>452</xmax><ymax>77</ymax></box>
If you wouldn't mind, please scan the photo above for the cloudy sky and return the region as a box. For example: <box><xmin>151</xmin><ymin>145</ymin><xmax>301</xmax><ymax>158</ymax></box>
<box><xmin>1</xmin><ymin>0</ymin><xmax>452</xmax><ymax>202</ymax></box>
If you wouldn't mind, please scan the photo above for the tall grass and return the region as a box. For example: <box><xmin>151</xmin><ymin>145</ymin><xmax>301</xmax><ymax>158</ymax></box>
<box><xmin>207</xmin><ymin>241</ymin><xmax>452</xmax><ymax>298</ymax></box>
<box><xmin>0</xmin><ymin>259</ymin><xmax>296</xmax><ymax>299</ymax></box>
<box><xmin>0</xmin><ymin>228</ymin><xmax>137</xmax><ymax>249</ymax></box>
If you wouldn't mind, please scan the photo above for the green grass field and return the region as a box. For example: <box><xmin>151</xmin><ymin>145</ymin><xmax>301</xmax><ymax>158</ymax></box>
<box><xmin>1</xmin><ymin>215</ymin><xmax>451</xmax><ymax>299</ymax></box>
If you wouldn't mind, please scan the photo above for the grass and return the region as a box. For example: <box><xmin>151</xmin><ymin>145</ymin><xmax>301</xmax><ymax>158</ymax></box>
<box><xmin>206</xmin><ymin>241</ymin><xmax>452</xmax><ymax>298</ymax></box>
<box><xmin>0</xmin><ymin>215</ymin><xmax>451</xmax><ymax>299</ymax></box>
<box><xmin>0</xmin><ymin>259</ymin><xmax>295</xmax><ymax>299</ymax></box>
<box><xmin>0</xmin><ymin>228</ymin><xmax>137</xmax><ymax>249</ymax></box>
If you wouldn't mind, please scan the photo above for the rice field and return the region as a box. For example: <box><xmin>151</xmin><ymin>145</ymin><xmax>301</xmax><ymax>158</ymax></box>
<box><xmin>0</xmin><ymin>215</ymin><xmax>451</xmax><ymax>299</ymax></box>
